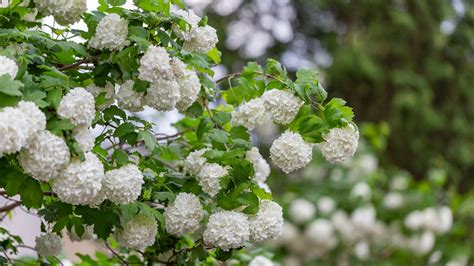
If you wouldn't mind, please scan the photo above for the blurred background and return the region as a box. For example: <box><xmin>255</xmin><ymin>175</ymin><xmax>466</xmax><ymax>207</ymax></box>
<box><xmin>183</xmin><ymin>0</ymin><xmax>474</xmax><ymax>265</ymax></box>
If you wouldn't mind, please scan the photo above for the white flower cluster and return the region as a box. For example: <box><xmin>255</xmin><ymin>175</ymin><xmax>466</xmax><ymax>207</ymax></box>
<box><xmin>72</xmin><ymin>125</ymin><xmax>95</xmax><ymax>152</ymax></box>
<box><xmin>246</xmin><ymin>147</ymin><xmax>270</xmax><ymax>183</ymax></box>
<box><xmin>404</xmin><ymin>206</ymin><xmax>453</xmax><ymax>234</ymax></box>
<box><xmin>197</xmin><ymin>163</ymin><xmax>228</xmax><ymax>197</ymax></box>
<box><xmin>0</xmin><ymin>55</ymin><xmax>18</xmax><ymax>79</ymax></box>
<box><xmin>54</xmin><ymin>0</ymin><xmax>87</xmax><ymax>25</ymax></box>
<box><xmin>164</xmin><ymin>192</ymin><xmax>204</xmax><ymax>236</ymax></box>
<box><xmin>382</xmin><ymin>192</ymin><xmax>404</xmax><ymax>209</ymax></box>
<box><xmin>249</xmin><ymin>256</ymin><xmax>275</xmax><ymax>266</ymax></box>
<box><xmin>33</xmin><ymin>0</ymin><xmax>71</xmax><ymax>17</ymax></box>
<box><xmin>139</xmin><ymin>46</ymin><xmax>201</xmax><ymax>112</ymax></box>
<box><xmin>249</xmin><ymin>200</ymin><xmax>283</xmax><ymax>242</ymax></box>
<box><xmin>117</xmin><ymin>80</ymin><xmax>144</xmax><ymax>112</ymax></box>
<box><xmin>68</xmin><ymin>225</ymin><xmax>96</xmax><ymax>242</ymax></box>
<box><xmin>89</xmin><ymin>14</ymin><xmax>129</xmax><ymax>51</ymax></box>
<box><xmin>231</xmin><ymin>98</ymin><xmax>271</xmax><ymax>130</ymax></box>
<box><xmin>103</xmin><ymin>164</ymin><xmax>144</xmax><ymax>205</ymax></box>
<box><xmin>85</xmin><ymin>82</ymin><xmax>116</xmax><ymax>111</ymax></box>
<box><xmin>203</xmin><ymin>211</ymin><xmax>250</xmax><ymax>251</ymax></box>
<box><xmin>184</xmin><ymin>148</ymin><xmax>208</xmax><ymax>175</ymax></box>
<box><xmin>57</xmin><ymin>88</ymin><xmax>95</xmax><ymax>127</ymax></box>
<box><xmin>304</xmin><ymin>219</ymin><xmax>337</xmax><ymax>252</ymax></box>
<box><xmin>115</xmin><ymin>214</ymin><xmax>157</xmax><ymax>250</ymax></box>
<box><xmin>52</xmin><ymin>152</ymin><xmax>105</xmax><ymax>206</ymax></box>
<box><xmin>35</xmin><ymin>233</ymin><xmax>62</xmax><ymax>257</ymax></box>
<box><xmin>172</xmin><ymin>9</ymin><xmax>218</xmax><ymax>54</ymax></box>
<box><xmin>19</xmin><ymin>130</ymin><xmax>70</xmax><ymax>182</ymax></box>
<box><xmin>288</xmin><ymin>198</ymin><xmax>316</xmax><ymax>224</ymax></box>
<box><xmin>0</xmin><ymin>101</ymin><xmax>46</xmax><ymax>157</ymax></box>
<box><xmin>350</xmin><ymin>181</ymin><xmax>372</xmax><ymax>201</ymax></box>
<box><xmin>317</xmin><ymin>196</ymin><xmax>336</xmax><ymax>215</ymax></box>
<box><xmin>270</xmin><ymin>131</ymin><xmax>313</xmax><ymax>173</ymax></box>
<box><xmin>262</xmin><ymin>89</ymin><xmax>303</xmax><ymax>125</ymax></box>
<box><xmin>319</xmin><ymin>125</ymin><xmax>359</xmax><ymax>164</ymax></box>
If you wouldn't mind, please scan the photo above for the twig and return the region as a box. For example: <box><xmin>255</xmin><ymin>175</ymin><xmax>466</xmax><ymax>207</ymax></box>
<box><xmin>0</xmin><ymin>202</ymin><xmax>21</xmax><ymax>213</ymax></box>
<box><xmin>105</xmin><ymin>242</ymin><xmax>129</xmax><ymax>266</ymax></box>
<box><xmin>215</xmin><ymin>71</ymin><xmax>280</xmax><ymax>84</ymax></box>
<box><xmin>58</xmin><ymin>56</ymin><xmax>99</xmax><ymax>71</ymax></box>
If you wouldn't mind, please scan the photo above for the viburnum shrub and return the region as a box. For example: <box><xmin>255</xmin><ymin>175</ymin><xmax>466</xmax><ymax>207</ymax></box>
<box><xmin>0</xmin><ymin>0</ymin><xmax>358</xmax><ymax>264</ymax></box>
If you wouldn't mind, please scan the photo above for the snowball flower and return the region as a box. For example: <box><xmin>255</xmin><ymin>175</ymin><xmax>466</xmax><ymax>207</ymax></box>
<box><xmin>54</xmin><ymin>0</ymin><xmax>87</xmax><ymax>25</ymax></box>
<box><xmin>203</xmin><ymin>211</ymin><xmax>250</xmax><ymax>250</ymax></box>
<box><xmin>0</xmin><ymin>55</ymin><xmax>18</xmax><ymax>79</ymax></box>
<box><xmin>262</xmin><ymin>89</ymin><xmax>303</xmax><ymax>125</ymax></box>
<box><xmin>144</xmin><ymin>79</ymin><xmax>181</xmax><ymax>111</ymax></box>
<box><xmin>249</xmin><ymin>200</ymin><xmax>283</xmax><ymax>242</ymax></box>
<box><xmin>138</xmin><ymin>45</ymin><xmax>173</xmax><ymax>83</ymax></box>
<box><xmin>404</xmin><ymin>210</ymin><xmax>424</xmax><ymax>231</ymax></box>
<box><xmin>164</xmin><ymin>192</ymin><xmax>204</xmax><ymax>236</ymax></box>
<box><xmin>288</xmin><ymin>198</ymin><xmax>316</xmax><ymax>224</ymax></box>
<box><xmin>176</xmin><ymin>70</ymin><xmax>201</xmax><ymax>111</ymax></box>
<box><xmin>351</xmin><ymin>205</ymin><xmax>377</xmax><ymax>233</ymax></box>
<box><xmin>319</xmin><ymin>125</ymin><xmax>359</xmax><ymax>164</ymax></box>
<box><xmin>68</xmin><ymin>225</ymin><xmax>95</xmax><ymax>242</ymax></box>
<box><xmin>53</xmin><ymin>152</ymin><xmax>105</xmax><ymax>206</ymax></box>
<box><xmin>117</xmin><ymin>80</ymin><xmax>144</xmax><ymax>112</ymax></box>
<box><xmin>249</xmin><ymin>256</ymin><xmax>275</xmax><ymax>266</ymax></box>
<box><xmin>57</xmin><ymin>88</ymin><xmax>95</xmax><ymax>126</ymax></box>
<box><xmin>115</xmin><ymin>214</ymin><xmax>157</xmax><ymax>250</ymax></box>
<box><xmin>409</xmin><ymin>231</ymin><xmax>435</xmax><ymax>255</ymax></box>
<box><xmin>350</xmin><ymin>182</ymin><xmax>372</xmax><ymax>201</ymax></box>
<box><xmin>354</xmin><ymin>241</ymin><xmax>370</xmax><ymax>260</ymax></box>
<box><xmin>89</xmin><ymin>13</ymin><xmax>129</xmax><ymax>51</ymax></box>
<box><xmin>85</xmin><ymin>82</ymin><xmax>115</xmax><ymax>110</ymax></box>
<box><xmin>317</xmin><ymin>196</ymin><xmax>336</xmax><ymax>214</ymax></box>
<box><xmin>383</xmin><ymin>192</ymin><xmax>403</xmax><ymax>209</ymax></box>
<box><xmin>35</xmin><ymin>233</ymin><xmax>62</xmax><ymax>257</ymax></box>
<box><xmin>231</xmin><ymin>98</ymin><xmax>271</xmax><ymax>130</ymax></box>
<box><xmin>184</xmin><ymin>149</ymin><xmax>209</xmax><ymax>175</ymax></box>
<box><xmin>197</xmin><ymin>163</ymin><xmax>228</xmax><ymax>196</ymax></box>
<box><xmin>102</xmin><ymin>164</ymin><xmax>144</xmax><ymax>204</ymax></box>
<box><xmin>73</xmin><ymin>125</ymin><xmax>95</xmax><ymax>152</ymax></box>
<box><xmin>246</xmin><ymin>147</ymin><xmax>270</xmax><ymax>182</ymax></box>
<box><xmin>270</xmin><ymin>131</ymin><xmax>313</xmax><ymax>173</ymax></box>
<box><xmin>0</xmin><ymin>101</ymin><xmax>46</xmax><ymax>157</ymax></box>
<box><xmin>305</xmin><ymin>219</ymin><xmax>336</xmax><ymax>246</ymax></box>
<box><xmin>33</xmin><ymin>0</ymin><xmax>72</xmax><ymax>17</ymax></box>
<box><xmin>19</xmin><ymin>130</ymin><xmax>70</xmax><ymax>182</ymax></box>
<box><xmin>172</xmin><ymin>9</ymin><xmax>201</xmax><ymax>40</ymax></box>
<box><xmin>183</xmin><ymin>25</ymin><xmax>219</xmax><ymax>54</ymax></box>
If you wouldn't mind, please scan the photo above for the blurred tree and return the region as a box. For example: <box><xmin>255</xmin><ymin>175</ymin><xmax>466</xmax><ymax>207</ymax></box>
<box><xmin>203</xmin><ymin>0</ymin><xmax>474</xmax><ymax>188</ymax></box>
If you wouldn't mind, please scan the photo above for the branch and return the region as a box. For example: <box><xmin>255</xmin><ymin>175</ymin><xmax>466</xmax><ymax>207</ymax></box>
<box><xmin>0</xmin><ymin>202</ymin><xmax>21</xmax><ymax>212</ymax></box>
<box><xmin>215</xmin><ymin>71</ymin><xmax>280</xmax><ymax>84</ymax></box>
<box><xmin>105</xmin><ymin>242</ymin><xmax>129</xmax><ymax>266</ymax></box>
<box><xmin>58</xmin><ymin>56</ymin><xmax>99</xmax><ymax>71</ymax></box>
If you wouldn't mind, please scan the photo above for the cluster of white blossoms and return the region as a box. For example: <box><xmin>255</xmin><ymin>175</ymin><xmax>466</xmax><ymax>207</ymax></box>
<box><xmin>52</xmin><ymin>152</ymin><xmax>104</xmax><ymax>205</ymax></box>
<box><xmin>249</xmin><ymin>256</ymin><xmax>275</xmax><ymax>266</ymax></box>
<box><xmin>183</xmin><ymin>148</ymin><xmax>209</xmax><ymax>175</ymax></box>
<box><xmin>115</xmin><ymin>214</ymin><xmax>158</xmax><ymax>250</ymax></box>
<box><xmin>246</xmin><ymin>147</ymin><xmax>270</xmax><ymax>183</ymax></box>
<box><xmin>319</xmin><ymin>124</ymin><xmax>359</xmax><ymax>164</ymax></box>
<box><xmin>72</xmin><ymin>125</ymin><xmax>95</xmax><ymax>152</ymax></box>
<box><xmin>172</xmin><ymin>9</ymin><xmax>218</xmax><ymax>54</ymax></box>
<box><xmin>262</xmin><ymin>89</ymin><xmax>303</xmax><ymax>125</ymax></box>
<box><xmin>102</xmin><ymin>164</ymin><xmax>144</xmax><ymax>205</ymax></box>
<box><xmin>0</xmin><ymin>55</ymin><xmax>18</xmax><ymax>79</ymax></box>
<box><xmin>138</xmin><ymin>46</ymin><xmax>201</xmax><ymax>112</ymax></box>
<box><xmin>33</xmin><ymin>0</ymin><xmax>71</xmax><ymax>17</ymax></box>
<box><xmin>53</xmin><ymin>0</ymin><xmax>87</xmax><ymax>25</ymax></box>
<box><xmin>288</xmin><ymin>198</ymin><xmax>316</xmax><ymax>224</ymax></box>
<box><xmin>116</xmin><ymin>80</ymin><xmax>145</xmax><ymax>112</ymax></box>
<box><xmin>231</xmin><ymin>98</ymin><xmax>271</xmax><ymax>130</ymax></box>
<box><xmin>89</xmin><ymin>14</ymin><xmax>129</xmax><ymax>51</ymax></box>
<box><xmin>197</xmin><ymin>163</ymin><xmax>228</xmax><ymax>197</ymax></box>
<box><xmin>404</xmin><ymin>206</ymin><xmax>453</xmax><ymax>234</ymax></box>
<box><xmin>0</xmin><ymin>101</ymin><xmax>46</xmax><ymax>157</ymax></box>
<box><xmin>164</xmin><ymin>193</ymin><xmax>204</xmax><ymax>236</ymax></box>
<box><xmin>85</xmin><ymin>82</ymin><xmax>116</xmax><ymax>111</ymax></box>
<box><xmin>57</xmin><ymin>87</ymin><xmax>95</xmax><ymax>127</ymax></box>
<box><xmin>19</xmin><ymin>130</ymin><xmax>70</xmax><ymax>182</ymax></box>
<box><xmin>203</xmin><ymin>211</ymin><xmax>250</xmax><ymax>251</ymax></box>
<box><xmin>35</xmin><ymin>233</ymin><xmax>62</xmax><ymax>257</ymax></box>
<box><xmin>249</xmin><ymin>200</ymin><xmax>284</xmax><ymax>242</ymax></box>
<box><xmin>270</xmin><ymin>131</ymin><xmax>313</xmax><ymax>173</ymax></box>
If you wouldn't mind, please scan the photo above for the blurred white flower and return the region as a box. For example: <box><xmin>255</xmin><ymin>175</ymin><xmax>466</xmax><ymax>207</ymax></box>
<box><xmin>350</xmin><ymin>182</ymin><xmax>372</xmax><ymax>201</ymax></box>
<box><xmin>317</xmin><ymin>196</ymin><xmax>336</xmax><ymax>214</ymax></box>
<box><xmin>249</xmin><ymin>256</ymin><xmax>274</xmax><ymax>266</ymax></box>
<box><xmin>288</xmin><ymin>198</ymin><xmax>315</xmax><ymax>224</ymax></box>
<box><xmin>383</xmin><ymin>192</ymin><xmax>403</xmax><ymax>209</ymax></box>
<box><xmin>354</xmin><ymin>241</ymin><xmax>370</xmax><ymax>260</ymax></box>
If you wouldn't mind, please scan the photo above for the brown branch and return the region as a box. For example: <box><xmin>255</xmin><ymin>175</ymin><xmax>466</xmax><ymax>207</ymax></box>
<box><xmin>58</xmin><ymin>56</ymin><xmax>99</xmax><ymax>71</ymax></box>
<box><xmin>0</xmin><ymin>202</ymin><xmax>21</xmax><ymax>212</ymax></box>
<box><xmin>105</xmin><ymin>242</ymin><xmax>129</xmax><ymax>266</ymax></box>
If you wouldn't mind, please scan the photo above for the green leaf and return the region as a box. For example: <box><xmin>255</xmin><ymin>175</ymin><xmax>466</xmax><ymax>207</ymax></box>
<box><xmin>0</xmin><ymin>74</ymin><xmax>23</xmax><ymax>96</ymax></box>
<box><xmin>138</xmin><ymin>130</ymin><xmax>157</xmax><ymax>152</ymax></box>
<box><xmin>20</xmin><ymin>177</ymin><xmax>43</xmax><ymax>209</ymax></box>
<box><xmin>208</xmin><ymin>129</ymin><xmax>228</xmax><ymax>144</ymax></box>
<box><xmin>47</xmin><ymin>119</ymin><xmax>75</xmax><ymax>136</ymax></box>
<box><xmin>107</xmin><ymin>0</ymin><xmax>126</xmax><ymax>6</ymax></box>
<box><xmin>250</xmin><ymin>184</ymin><xmax>273</xmax><ymax>200</ymax></box>
<box><xmin>113</xmin><ymin>122</ymin><xmax>135</xmax><ymax>138</ymax></box>
<box><xmin>207</xmin><ymin>47</ymin><xmax>222</xmax><ymax>64</ymax></box>
<box><xmin>112</xmin><ymin>150</ymin><xmax>129</xmax><ymax>166</ymax></box>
